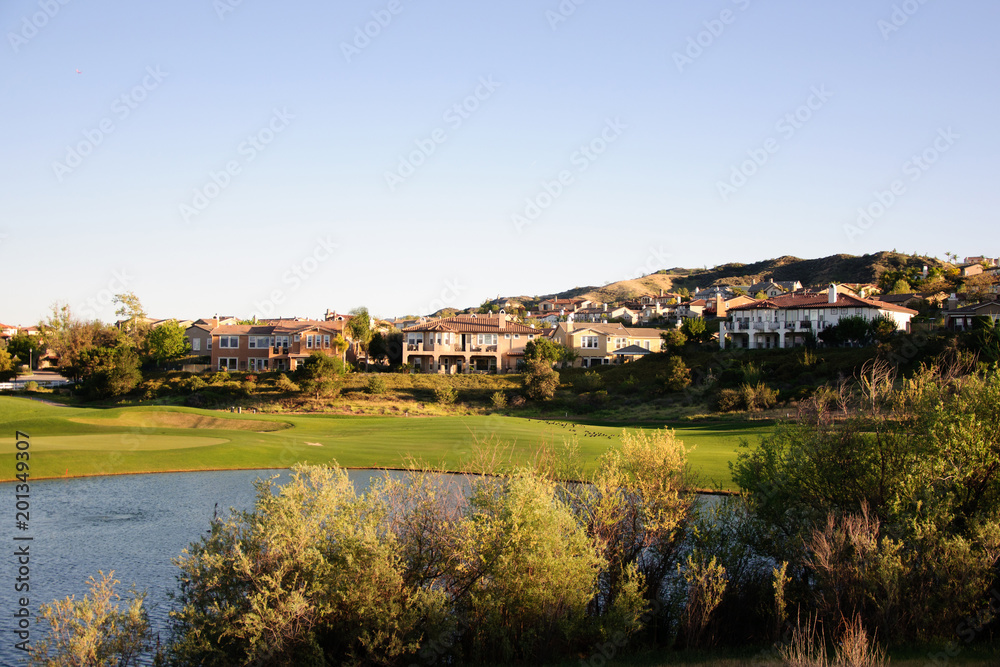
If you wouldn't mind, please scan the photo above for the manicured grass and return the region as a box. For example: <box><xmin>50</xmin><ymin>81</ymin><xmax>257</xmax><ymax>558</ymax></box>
<box><xmin>0</xmin><ymin>397</ymin><xmax>770</xmax><ymax>489</ymax></box>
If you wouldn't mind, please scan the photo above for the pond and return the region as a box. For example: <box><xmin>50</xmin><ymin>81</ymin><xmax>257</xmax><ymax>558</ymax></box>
<box><xmin>0</xmin><ymin>469</ymin><xmax>393</xmax><ymax>665</ymax></box>
<box><xmin>0</xmin><ymin>469</ymin><xmax>721</xmax><ymax>664</ymax></box>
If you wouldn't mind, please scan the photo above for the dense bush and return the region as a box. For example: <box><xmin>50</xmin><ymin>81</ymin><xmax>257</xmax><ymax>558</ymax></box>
<box><xmin>523</xmin><ymin>360</ymin><xmax>559</xmax><ymax>400</ymax></box>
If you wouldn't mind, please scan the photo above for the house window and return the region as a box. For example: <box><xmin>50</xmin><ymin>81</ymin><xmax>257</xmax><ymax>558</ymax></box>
<box><xmin>614</xmin><ymin>337</ymin><xmax>626</xmax><ymax>349</ymax></box>
<box><xmin>275</xmin><ymin>336</ymin><xmax>289</xmax><ymax>349</ymax></box>
<box><xmin>306</xmin><ymin>335</ymin><xmax>313</xmax><ymax>349</ymax></box>
<box><xmin>219</xmin><ymin>336</ymin><xmax>239</xmax><ymax>349</ymax></box>
<box><xmin>477</xmin><ymin>334</ymin><xmax>498</xmax><ymax>345</ymax></box>
<box><xmin>293</xmin><ymin>334</ymin><xmax>301</xmax><ymax>342</ymax></box>
<box><xmin>528</xmin><ymin>334</ymin><xmax>534</xmax><ymax>339</ymax></box>
<box><xmin>191</xmin><ymin>338</ymin><xmax>200</xmax><ymax>352</ymax></box>
<box><xmin>207</xmin><ymin>339</ymin><xmax>212</xmax><ymax>351</ymax></box>
<box><xmin>514</xmin><ymin>334</ymin><xmax>520</xmax><ymax>339</ymax></box>
<box><xmin>505</xmin><ymin>334</ymin><xmax>511</xmax><ymax>339</ymax></box>
<box><xmin>218</xmin><ymin>358</ymin><xmax>237</xmax><ymax>370</ymax></box>
<box><xmin>250</xmin><ymin>358</ymin><xmax>269</xmax><ymax>371</ymax></box>
<box><xmin>582</xmin><ymin>336</ymin><xmax>599</xmax><ymax>349</ymax></box>
<box><xmin>323</xmin><ymin>335</ymin><xmax>330</xmax><ymax>348</ymax></box>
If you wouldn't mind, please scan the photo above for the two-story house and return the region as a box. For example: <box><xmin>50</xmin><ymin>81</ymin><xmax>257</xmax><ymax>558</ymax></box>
<box><xmin>538</xmin><ymin>298</ymin><xmax>591</xmax><ymax>313</ymax></box>
<box><xmin>210</xmin><ymin>319</ymin><xmax>350</xmax><ymax>372</ymax></box>
<box><xmin>719</xmin><ymin>285</ymin><xmax>917</xmax><ymax>350</ymax></box>
<box><xmin>402</xmin><ymin>313</ymin><xmax>542</xmax><ymax>373</ymax></box>
<box><xmin>945</xmin><ymin>298</ymin><xmax>1000</xmax><ymax>331</ymax></box>
<box><xmin>550</xmin><ymin>320</ymin><xmax>665</xmax><ymax>367</ymax></box>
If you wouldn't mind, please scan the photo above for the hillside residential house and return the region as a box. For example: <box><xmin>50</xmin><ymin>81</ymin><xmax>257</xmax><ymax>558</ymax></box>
<box><xmin>675</xmin><ymin>299</ymin><xmax>707</xmax><ymax>319</ymax></box>
<box><xmin>550</xmin><ymin>320</ymin><xmax>665</xmax><ymax>367</ymax></box>
<box><xmin>210</xmin><ymin>319</ymin><xmax>349</xmax><ymax>372</ymax></box>
<box><xmin>184</xmin><ymin>317</ymin><xmax>239</xmax><ymax>356</ymax></box>
<box><xmin>538</xmin><ymin>298</ymin><xmax>591</xmax><ymax>313</ymax></box>
<box><xmin>402</xmin><ymin>313</ymin><xmax>541</xmax><ymax>373</ymax></box>
<box><xmin>945</xmin><ymin>299</ymin><xmax>1000</xmax><ymax>331</ymax></box>
<box><xmin>574</xmin><ymin>305</ymin><xmax>640</xmax><ymax>325</ymax></box>
<box><xmin>719</xmin><ymin>285</ymin><xmax>917</xmax><ymax>349</ymax></box>
<box><xmin>735</xmin><ymin>280</ymin><xmax>804</xmax><ymax>298</ymax></box>
<box><xmin>701</xmin><ymin>294</ymin><xmax>757</xmax><ymax>319</ymax></box>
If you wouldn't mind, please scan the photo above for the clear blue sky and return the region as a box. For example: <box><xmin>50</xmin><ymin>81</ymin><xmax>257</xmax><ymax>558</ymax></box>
<box><xmin>2</xmin><ymin>0</ymin><xmax>997</xmax><ymax>324</ymax></box>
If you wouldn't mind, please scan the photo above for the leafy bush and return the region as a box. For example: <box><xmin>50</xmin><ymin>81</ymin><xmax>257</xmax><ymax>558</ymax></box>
<box><xmin>523</xmin><ymin>360</ymin><xmax>559</xmax><ymax>401</ymax></box>
<box><xmin>365</xmin><ymin>375</ymin><xmax>388</xmax><ymax>395</ymax></box>
<box><xmin>574</xmin><ymin>370</ymin><xmax>604</xmax><ymax>393</ymax></box>
<box><xmin>24</xmin><ymin>380</ymin><xmax>39</xmax><ymax>392</ymax></box>
<box><xmin>490</xmin><ymin>391</ymin><xmax>507</xmax><ymax>410</ymax></box>
<box><xmin>274</xmin><ymin>373</ymin><xmax>300</xmax><ymax>393</ymax></box>
<box><xmin>28</xmin><ymin>571</ymin><xmax>155</xmax><ymax>666</ymax></box>
<box><xmin>739</xmin><ymin>382</ymin><xmax>778</xmax><ymax>411</ymax></box>
<box><xmin>714</xmin><ymin>388</ymin><xmax>742</xmax><ymax>412</ymax></box>
<box><xmin>662</xmin><ymin>355</ymin><xmax>691</xmax><ymax>392</ymax></box>
<box><xmin>433</xmin><ymin>385</ymin><xmax>457</xmax><ymax>405</ymax></box>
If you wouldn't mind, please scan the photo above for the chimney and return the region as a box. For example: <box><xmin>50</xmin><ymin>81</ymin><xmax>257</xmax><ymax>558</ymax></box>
<box><xmin>948</xmin><ymin>293</ymin><xmax>958</xmax><ymax>310</ymax></box>
<box><xmin>828</xmin><ymin>284</ymin><xmax>838</xmax><ymax>304</ymax></box>
<box><xmin>498</xmin><ymin>314</ymin><xmax>506</xmax><ymax>330</ymax></box>
<box><xmin>716</xmin><ymin>294</ymin><xmax>726</xmax><ymax>319</ymax></box>
<box><xmin>660</xmin><ymin>289</ymin><xmax>664</xmax><ymax>297</ymax></box>
<box><xmin>603</xmin><ymin>303</ymin><xmax>608</xmax><ymax>312</ymax></box>
<box><xmin>565</xmin><ymin>314</ymin><xmax>574</xmax><ymax>333</ymax></box>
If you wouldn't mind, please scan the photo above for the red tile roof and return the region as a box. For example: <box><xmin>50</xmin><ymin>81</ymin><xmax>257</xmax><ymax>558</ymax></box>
<box><xmin>404</xmin><ymin>314</ymin><xmax>539</xmax><ymax>334</ymax></box>
<box><xmin>729</xmin><ymin>292</ymin><xmax>918</xmax><ymax>315</ymax></box>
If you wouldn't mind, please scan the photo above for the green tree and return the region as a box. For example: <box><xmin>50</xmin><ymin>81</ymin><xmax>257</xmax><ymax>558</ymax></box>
<box><xmin>660</xmin><ymin>328</ymin><xmax>687</xmax><ymax>352</ymax></box>
<box><xmin>295</xmin><ymin>351</ymin><xmax>346</xmax><ymax>398</ymax></box>
<box><xmin>113</xmin><ymin>292</ymin><xmax>149</xmax><ymax>348</ymax></box>
<box><xmin>38</xmin><ymin>304</ymin><xmax>119</xmax><ymax>381</ymax></box>
<box><xmin>868</xmin><ymin>314</ymin><xmax>898</xmax><ymax>344</ymax></box>
<box><xmin>523</xmin><ymin>338</ymin><xmax>565</xmax><ymax>364</ymax></box>
<box><xmin>0</xmin><ymin>347</ymin><xmax>17</xmax><ymax>381</ymax></box>
<box><xmin>680</xmin><ymin>317</ymin><xmax>708</xmax><ymax>344</ymax></box>
<box><xmin>144</xmin><ymin>320</ymin><xmax>191</xmax><ymax>367</ymax></box>
<box><xmin>347</xmin><ymin>307</ymin><xmax>373</xmax><ymax>370</ymax></box>
<box><xmin>663</xmin><ymin>355</ymin><xmax>691</xmax><ymax>392</ymax></box>
<box><xmin>523</xmin><ymin>359</ymin><xmax>560</xmax><ymax>400</ymax></box>
<box><xmin>889</xmin><ymin>278</ymin><xmax>912</xmax><ymax>295</ymax></box>
<box><xmin>79</xmin><ymin>343</ymin><xmax>142</xmax><ymax>399</ymax></box>
<box><xmin>6</xmin><ymin>332</ymin><xmax>42</xmax><ymax>370</ymax></box>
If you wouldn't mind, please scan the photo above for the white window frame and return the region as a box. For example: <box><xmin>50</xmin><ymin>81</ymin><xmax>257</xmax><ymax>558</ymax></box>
<box><xmin>581</xmin><ymin>336</ymin><xmax>599</xmax><ymax>349</ymax></box>
<box><xmin>323</xmin><ymin>335</ymin><xmax>330</xmax><ymax>348</ymax></box>
<box><xmin>219</xmin><ymin>357</ymin><xmax>237</xmax><ymax>370</ymax></box>
<box><xmin>219</xmin><ymin>336</ymin><xmax>239</xmax><ymax>349</ymax></box>
<box><xmin>191</xmin><ymin>338</ymin><xmax>200</xmax><ymax>352</ymax></box>
<box><xmin>306</xmin><ymin>335</ymin><xmax>313</xmax><ymax>349</ymax></box>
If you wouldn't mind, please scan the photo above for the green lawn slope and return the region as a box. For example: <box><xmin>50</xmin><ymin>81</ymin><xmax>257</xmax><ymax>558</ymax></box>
<box><xmin>0</xmin><ymin>397</ymin><xmax>770</xmax><ymax>490</ymax></box>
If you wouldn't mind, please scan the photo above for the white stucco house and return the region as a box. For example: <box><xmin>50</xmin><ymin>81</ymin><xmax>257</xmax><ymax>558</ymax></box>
<box><xmin>719</xmin><ymin>285</ymin><xmax>917</xmax><ymax>349</ymax></box>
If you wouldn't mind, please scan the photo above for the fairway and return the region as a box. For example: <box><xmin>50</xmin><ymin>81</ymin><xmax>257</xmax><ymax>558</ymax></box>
<box><xmin>0</xmin><ymin>397</ymin><xmax>770</xmax><ymax>490</ymax></box>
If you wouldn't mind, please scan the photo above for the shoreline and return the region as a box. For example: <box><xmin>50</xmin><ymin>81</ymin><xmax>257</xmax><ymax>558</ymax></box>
<box><xmin>3</xmin><ymin>465</ymin><xmax>739</xmax><ymax>496</ymax></box>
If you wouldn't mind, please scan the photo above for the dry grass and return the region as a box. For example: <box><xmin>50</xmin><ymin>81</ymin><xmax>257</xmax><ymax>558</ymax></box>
<box><xmin>69</xmin><ymin>410</ymin><xmax>290</xmax><ymax>431</ymax></box>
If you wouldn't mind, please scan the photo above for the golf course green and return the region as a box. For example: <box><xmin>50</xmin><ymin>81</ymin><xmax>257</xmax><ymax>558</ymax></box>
<box><xmin>0</xmin><ymin>397</ymin><xmax>771</xmax><ymax>490</ymax></box>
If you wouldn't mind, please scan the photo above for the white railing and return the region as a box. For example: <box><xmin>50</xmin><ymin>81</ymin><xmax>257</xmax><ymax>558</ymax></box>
<box><xmin>0</xmin><ymin>379</ymin><xmax>75</xmax><ymax>391</ymax></box>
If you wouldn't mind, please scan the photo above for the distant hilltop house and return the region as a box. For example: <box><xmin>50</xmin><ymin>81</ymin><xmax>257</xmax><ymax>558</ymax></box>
<box><xmin>402</xmin><ymin>313</ymin><xmax>542</xmax><ymax>374</ymax></box>
<box><xmin>964</xmin><ymin>256</ymin><xmax>999</xmax><ymax>267</ymax></box>
<box><xmin>573</xmin><ymin>304</ymin><xmax>640</xmax><ymax>325</ymax></box>
<box><xmin>550</xmin><ymin>319</ymin><xmax>665</xmax><ymax>367</ymax></box>
<box><xmin>732</xmin><ymin>280</ymin><xmax>804</xmax><ymax>298</ymax></box>
<box><xmin>209</xmin><ymin>318</ymin><xmax>351</xmax><ymax>372</ymax></box>
<box><xmin>538</xmin><ymin>298</ymin><xmax>591</xmax><ymax>313</ymax></box>
<box><xmin>719</xmin><ymin>285</ymin><xmax>917</xmax><ymax>350</ymax></box>
<box><xmin>958</xmin><ymin>263</ymin><xmax>986</xmax><ymax>278</ymax></box>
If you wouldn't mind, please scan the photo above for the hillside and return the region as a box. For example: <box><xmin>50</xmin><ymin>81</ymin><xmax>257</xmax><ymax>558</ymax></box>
<box><xmin>548</xmin><ymin>251</ymin><xmax>950</xmax><ymax>304</ymax></box>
